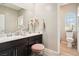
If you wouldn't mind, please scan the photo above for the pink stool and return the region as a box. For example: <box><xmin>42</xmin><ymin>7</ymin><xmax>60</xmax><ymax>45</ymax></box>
<box><xmin>31</xmin><ymin>44</ymin><xmax>44</xmax><ymax>56</ymax></box>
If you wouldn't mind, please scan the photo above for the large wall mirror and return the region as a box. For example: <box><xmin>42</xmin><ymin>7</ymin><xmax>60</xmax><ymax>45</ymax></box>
<box><xmin>0</xmin><ymin>4</ymin><xmax>25</xmax><ymax>34</ymax></box>
<box><xmin>0</xmin><ymin>14</ymin><xmax>5</xmax><ymax>33</ymax></box>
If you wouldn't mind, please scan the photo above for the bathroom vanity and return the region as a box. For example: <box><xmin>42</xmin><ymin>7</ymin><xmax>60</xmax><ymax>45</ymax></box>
<box><xmin>0</xmin><ymin>4</ymin><xmax>43</xmax><ymax>56</ymax></box>
<box><xmin>0</xmin><ymin>33</ymin><xmax>42</xmax><ymax>56</ymax></box>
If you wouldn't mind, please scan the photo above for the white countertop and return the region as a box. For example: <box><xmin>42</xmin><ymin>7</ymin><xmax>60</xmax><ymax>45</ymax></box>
<box><xmin>0</xmin><ymin>32</ymin><xmax>43</xmax><ymax>43</ymax></box>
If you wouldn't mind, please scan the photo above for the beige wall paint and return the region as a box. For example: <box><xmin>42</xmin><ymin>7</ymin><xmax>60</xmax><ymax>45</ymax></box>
<box><xmin>34</xmin><ymin>3</ymin><xmax>58</xmax><ymax>51</ymax></box>
<box><xmin>60</xmin><ymin>4</ymin><xmax>77</xmax><ymax>41</ymax></box>
<box><xmin>0</xmin><ymin>5</ymin><xmax>18</xmax><ymax>32</ymax></box>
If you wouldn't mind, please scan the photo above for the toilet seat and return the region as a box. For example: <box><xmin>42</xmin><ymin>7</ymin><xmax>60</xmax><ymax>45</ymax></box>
<box><xmin>67</xmin><ymin>38</ymin><xmax>73</xmax><ymax>40</ymax></box>
<box><xmin>67</xmin><ymin>38</ymin><xmax>74</xmax><ymax>42</ymax></box>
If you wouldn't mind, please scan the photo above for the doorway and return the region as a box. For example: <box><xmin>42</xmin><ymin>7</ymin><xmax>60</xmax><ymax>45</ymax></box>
<box><xmin>59</xmin><ymin>3</ymin><xmax>79</xmax><ymax>56</ymax></box>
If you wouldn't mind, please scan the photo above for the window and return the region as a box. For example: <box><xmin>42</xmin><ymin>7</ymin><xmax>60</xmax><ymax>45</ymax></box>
<box><xmin>65</xmin><ymin>12</ymin><xmax>76</xmax><ymax>25</ymax></box>
<box><xmin>65</xmin><ymin>12</ymin><xmax>76</xmax><ymax>31</ymax></box>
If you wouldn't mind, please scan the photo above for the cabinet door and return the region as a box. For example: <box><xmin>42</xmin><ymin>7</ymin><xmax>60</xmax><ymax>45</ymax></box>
<box><xmin>16</xmin><ymin>45</ymin><xmax>28</xmax><ymax>56</ymax></box>
<box><xmin>35</xmin><ymin>35</ymin><xmax>42</xmax><ymax>43</ymax></box>
<box><xmin>0</xmin><ymin>50</ymin><xmax>10</xmax><ymax>56</ymax></box>
<box><xmin>29</xmin><ymin>35</ymin><xmax>42</xmax><ymax>45</ymax></box>
<box><xmin>0</xmin><ymin>48</ymin><xmax>16</xmax><ymax>56</ymax></box>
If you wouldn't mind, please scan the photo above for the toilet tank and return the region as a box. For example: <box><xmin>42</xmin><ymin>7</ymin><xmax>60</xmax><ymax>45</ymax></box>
<box><xmin>66</xmin><ymin>31</ymin><xmax>73</xmax><ymax>39</ymax></box>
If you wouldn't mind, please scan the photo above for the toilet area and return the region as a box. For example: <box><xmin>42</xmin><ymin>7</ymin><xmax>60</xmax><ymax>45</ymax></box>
<box><xmin>66</xmin><ymin>31</ymin><xmax>77</xmax><ymax>48</ymax></box>
<box><xmin>60</xmin><ymin>4</ymin><xmax>79</xmax><ymax>56</ymax></box>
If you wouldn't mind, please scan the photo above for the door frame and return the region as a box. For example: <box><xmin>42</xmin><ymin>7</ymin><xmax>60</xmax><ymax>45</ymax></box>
<box><xmin>57</xmin><ymin>4</ymin><xmax>79</xmax><ymax>55</ymax></box>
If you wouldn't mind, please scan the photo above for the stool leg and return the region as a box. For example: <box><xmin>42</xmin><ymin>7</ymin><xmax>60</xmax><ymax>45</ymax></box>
<box><xmin>31</xmin><ymin>52</ymin><xmax>35</xmax><ymax>56</ymax></box>
<box><xmin>39</xmin><ymin>51</ymin><xmax>44</xmax><ymax>56</ymax></box>
<box><xmin>32</xmin><ymin>51</ymin><xmax>43</xmax><ymax>56</ymax></box>
<box><xmin>32</xmin><ymin>51</ymin><xmax>38</xmax><ymax>56</ymax></box>
<box><xmin>31</xmin><ymin>49</ymin><xmax>45</xmax><ymax>56</ymax></box>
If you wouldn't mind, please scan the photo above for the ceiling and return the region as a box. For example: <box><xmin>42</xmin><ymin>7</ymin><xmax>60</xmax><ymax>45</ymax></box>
<box><xmin>0</xmin><ymin>3</ymin><xmax>35</xmax><ymax>10</ymax></box>
<box><xmin>0</xmin><ymin>3</ymin><xmax>22</xmax><ymax>10</ymax></box>
<box><xmin>0</xmin><ymin>3</ymin><xmax>70</xmax><ymax>11</ymax></box>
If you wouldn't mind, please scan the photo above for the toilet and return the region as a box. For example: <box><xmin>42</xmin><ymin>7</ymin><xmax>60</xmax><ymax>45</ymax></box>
<box><xmin>66</xmin><ymin>31</ymin><xmax>74</xmax><ymax>48</ymax></box>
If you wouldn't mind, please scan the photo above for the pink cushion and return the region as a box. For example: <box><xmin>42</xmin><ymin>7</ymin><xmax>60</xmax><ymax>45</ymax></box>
<box><xmin>31</xmin><ymin>44</ymin><xmax>44</xmax><ymax>52</ymax></box>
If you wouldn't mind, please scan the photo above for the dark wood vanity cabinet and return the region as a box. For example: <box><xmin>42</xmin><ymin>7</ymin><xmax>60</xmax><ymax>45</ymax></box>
<box><xmin>0</xmin><ymin>34</ymin><xmax>42</xmax><ymax>56</ymax></box>
<box><xmin>16</xmin><ymin>44</ymin><xmax>28</xmax><ymax>56</ymax></box>
<box><xmin>29</xmin><ymin>35</ymin><xmax>42</xmax><ymax>44</ymax></box>
<box><xmin>0</xmin><ymin>48</ymin><xmax>16</xmax><ymax>56</ymax></box>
